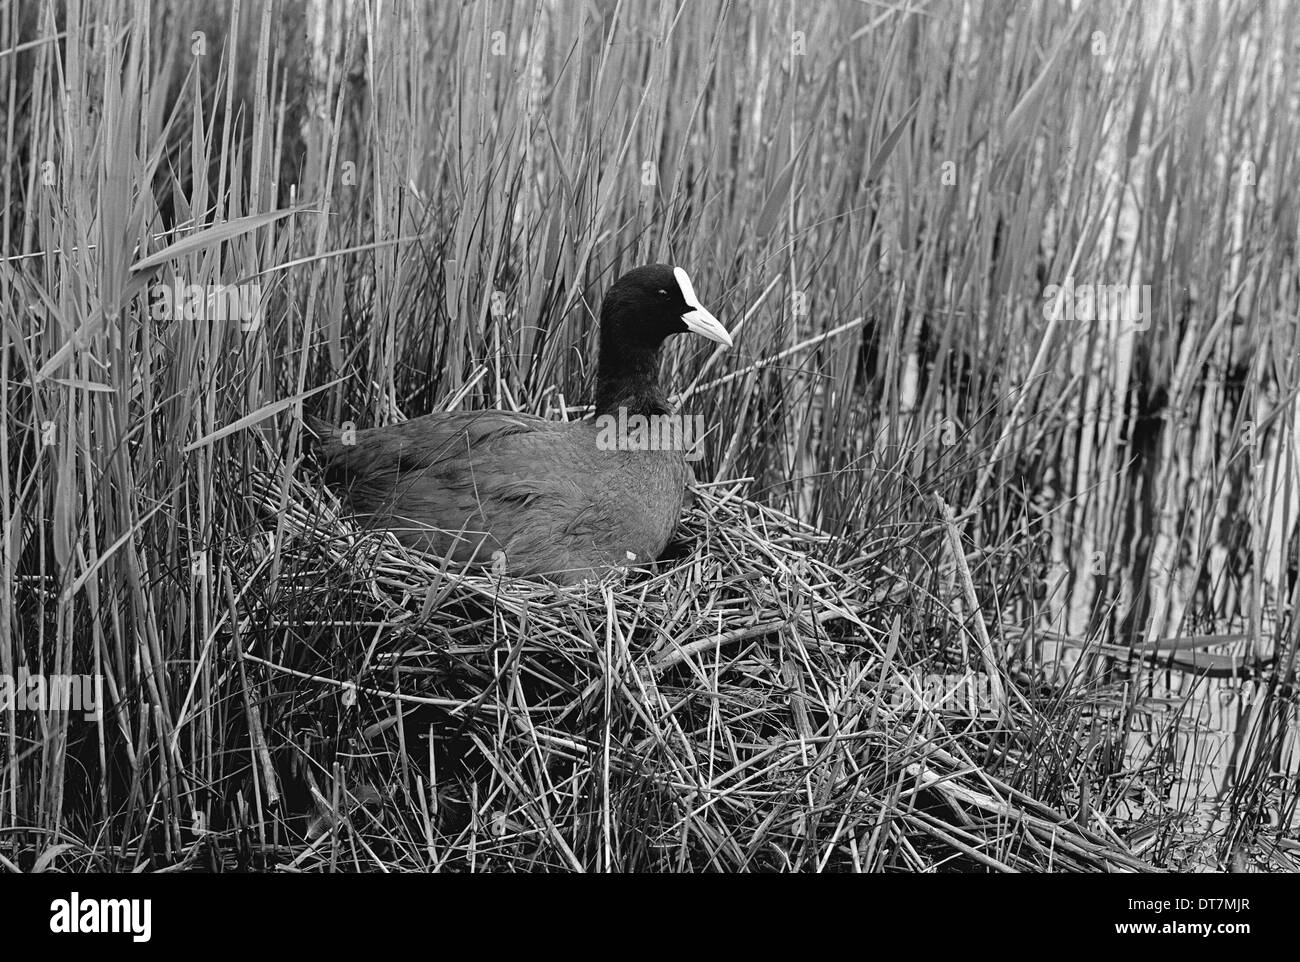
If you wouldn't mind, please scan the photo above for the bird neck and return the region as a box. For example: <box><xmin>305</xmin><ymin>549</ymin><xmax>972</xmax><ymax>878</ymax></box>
<box><xmin>595</xmin><ymin>344</ymin><xmax>671</xmax><ymax>418</ymax></box>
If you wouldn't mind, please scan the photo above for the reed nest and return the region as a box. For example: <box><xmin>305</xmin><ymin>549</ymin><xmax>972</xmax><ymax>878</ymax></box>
<box><xmin>222</xmin><ymin>468</ymin><xmax>1159</xmax><ymax>873</ymax></box>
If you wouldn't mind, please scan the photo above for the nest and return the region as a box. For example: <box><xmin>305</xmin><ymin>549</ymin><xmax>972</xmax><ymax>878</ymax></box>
<box><xmin>224</xmin><ymin>472</ymin><xmax>1158</xmax><ymax>872</ymax></box>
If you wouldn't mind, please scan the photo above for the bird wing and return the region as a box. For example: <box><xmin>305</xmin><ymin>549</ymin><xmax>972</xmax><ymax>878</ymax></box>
<box><xmin>310</xmin><ymin>412</ymin><xmax>688</xmax><ymax>581</ymax></box>
<box><xmin>309</xmin><ymin>410</ymin><xmax>552</xmax><ymax>484</ymax></box>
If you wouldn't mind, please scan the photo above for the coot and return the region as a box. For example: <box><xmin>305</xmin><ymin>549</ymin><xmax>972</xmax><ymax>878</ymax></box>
<box><xmin>310</xmin><ymin>264</ymin><xmax>732</xmax><ymax>583</ymax></box>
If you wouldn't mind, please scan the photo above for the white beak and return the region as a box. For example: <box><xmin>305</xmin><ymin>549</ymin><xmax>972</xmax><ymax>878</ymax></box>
<box><xmin>674</xmin><ymin>266</ymin><xmax>732</xmax><ymax>348</ymax></box>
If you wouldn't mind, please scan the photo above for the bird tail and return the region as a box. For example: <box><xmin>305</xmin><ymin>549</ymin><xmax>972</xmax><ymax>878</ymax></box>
<box><xmin>301</xmin><ymin>414</ymin><xmax>346</xmax><ymax>469</ymax></box>
<box><xmin>302</xmin><ymin>413</ymin><xmax>337</xmax><ymax>441</ymax></box>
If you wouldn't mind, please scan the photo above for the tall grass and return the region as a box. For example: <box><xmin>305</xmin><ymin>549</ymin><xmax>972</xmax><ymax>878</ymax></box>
<box><xmin>1</xmin><ymin>0</ymin><xmax>1296</xmax><ymax>870</ymax></box>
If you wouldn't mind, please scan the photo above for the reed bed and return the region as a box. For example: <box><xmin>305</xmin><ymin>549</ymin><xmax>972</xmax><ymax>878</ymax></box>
<box><xmin>186</xmin><ymin>465</ymin><xmax>1146</xmax><ymax>872</ymax></box>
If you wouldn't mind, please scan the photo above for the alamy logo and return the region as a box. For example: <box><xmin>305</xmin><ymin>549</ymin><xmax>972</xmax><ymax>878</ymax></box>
<box><xmin>1042</xmin><ymin>277</ymin><xmax>1150</xmax><ymax>330</ymax></box>
<box><xmin>149</xmin><ymin>278</ymin><xmax>264</xmax><ymax>330</ymax></box>
<box><xmin>49</xmin><ymin>892</ymin><xmax>151</xmax><ymax>942</ymax></box>
<box><xmin>892</xmin><ymin>672</ymin><xmax>1002</xmax><ymax>712</ymax></box>
<box><xmin>595</xmin><ymin>408</ymin><xmax>707</xmax><ymax>462</ymax></box>
<box><xmin>0</xmin><ymin>669</ymin><xmax>102</xmax><ymax>720</ymax></box>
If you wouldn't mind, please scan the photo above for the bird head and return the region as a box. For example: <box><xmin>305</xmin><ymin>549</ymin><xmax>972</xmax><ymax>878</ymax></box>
<box><xmin>598</xmin><ymin>264</ymin><xmax>732</xmax><ymax>352</ymax></box>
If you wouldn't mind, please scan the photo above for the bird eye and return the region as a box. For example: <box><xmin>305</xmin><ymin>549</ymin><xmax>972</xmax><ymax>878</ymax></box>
<box><xmin>656</xmin><ymin>288</ymin><xmax>670</xmax><ymax>299</ymax></box>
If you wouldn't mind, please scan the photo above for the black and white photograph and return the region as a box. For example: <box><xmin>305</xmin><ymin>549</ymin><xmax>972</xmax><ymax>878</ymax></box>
<box><xmin>0</xmin><ymin>0</ymin><xmax>1294</xmax><ymax>925</ymax></box>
